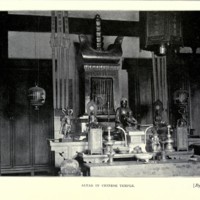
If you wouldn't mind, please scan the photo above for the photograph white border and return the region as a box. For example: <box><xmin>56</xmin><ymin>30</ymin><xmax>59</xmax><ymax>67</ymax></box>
<box><xmin>1</xmin><ymin>1</ymin><xmax>200</xmax><ymax>200</ymax></box>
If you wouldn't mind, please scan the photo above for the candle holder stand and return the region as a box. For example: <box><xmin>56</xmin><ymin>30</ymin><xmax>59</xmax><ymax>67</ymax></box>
<box><xmin>165</xmin><ymin>125</ymin><xmax>175</xmax><ymax>152</ymax></box>
<box><xmin>104</xmin><ymin>126</ymin><xmax>115</xmax><ymax>163</ymax></box>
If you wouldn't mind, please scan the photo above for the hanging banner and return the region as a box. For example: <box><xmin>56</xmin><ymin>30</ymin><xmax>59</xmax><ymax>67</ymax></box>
<box><xmin>50</xmin><ymin>11</ymin><xmax>70</xmax><ymax>110</ymax></box>
<box><xmin>152</xmin><ymin>53</ymin><xmax>168</xmax><ymax>123</ymax></box>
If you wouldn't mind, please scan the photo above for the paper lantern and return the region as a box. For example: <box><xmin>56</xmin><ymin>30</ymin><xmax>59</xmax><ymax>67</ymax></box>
<box><xmin>28</xmin><ymin>85</ymin><xmax>46</xmax><ymax>110</ymax></box>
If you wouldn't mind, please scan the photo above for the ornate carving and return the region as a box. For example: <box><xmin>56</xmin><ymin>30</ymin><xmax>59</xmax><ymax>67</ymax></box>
<box><xmin>84</xmin><ymin>64</ymin><xmax>119</xmax><ymax>71</ymax></box>
<box><xmin>79</xmin><ymin>34</ymin><xmax>123</xmax><ymax>64</ymax></box>
<box><xmin>79</xmin><ymin>14</ymin><xmax>123</xmax><ymax>116</ymax></box>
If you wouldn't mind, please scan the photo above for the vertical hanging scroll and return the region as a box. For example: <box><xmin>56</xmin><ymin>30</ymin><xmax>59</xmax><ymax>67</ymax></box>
<box><xmin>152</xmin><ymin>53</ymin><xmax>168</xmax><ymax>123</ymax></box>
<box><xmin>50</xmin><ymin>11</ymin><xmax>70</xmax><ymax>110</ymax></box>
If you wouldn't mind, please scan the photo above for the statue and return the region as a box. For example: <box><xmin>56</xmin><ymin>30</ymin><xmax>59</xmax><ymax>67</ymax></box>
<box><xmin>88</xmin><ymin>111</ymin><xmax>99</xmax><ymax>128</ymax></box>
<box><xmin>151</xmin><ymin>133</ymin><xmax>161</xmax><ymax>152</ymax></box>
<box><xmin>86</xmin><ymin>99</ymin><xmax>100</xmax><ymax>129</ymax></box>
<box><xmin>115</xmin><ymin>98</ymin><xmax>138</xmax><ymax>132</ymax></box>
<box><xmin>60</xmin><ymin>108</ymin><xmax>73</xmax><ymax>139</ymax></box>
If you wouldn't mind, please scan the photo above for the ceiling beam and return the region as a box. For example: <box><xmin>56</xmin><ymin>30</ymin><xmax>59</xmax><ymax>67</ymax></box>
<box><xmin>7</xmin><ymin>14</ymin><xmax>140</xmax><ymax>37</ymax></box>
<box><xmin>0</xmin><ymin>58</ymin><xmax>52</xmax><ymax>71</ymax></box>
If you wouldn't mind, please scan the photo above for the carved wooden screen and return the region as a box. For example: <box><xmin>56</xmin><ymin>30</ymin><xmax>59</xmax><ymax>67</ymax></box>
<box><xmin>91</xmin><ymin>77</ymin><xmax>114</xmax><ymax>115</ymax></box>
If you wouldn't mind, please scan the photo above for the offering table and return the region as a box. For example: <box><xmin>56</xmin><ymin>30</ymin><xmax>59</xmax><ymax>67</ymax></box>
<box><xmin>49</xmin><ymin>140</ymin><xmax>88</xmax><ymax>167</ymax></box>
<box><xmin>84</xmin><ymin>160</ymin><xmax>200</xmax><ymax>177</ymax></box>
<box><xmin>49</xmin><ymin>140</ymin><xmax>129</xmax><ymax>167</ymax></box>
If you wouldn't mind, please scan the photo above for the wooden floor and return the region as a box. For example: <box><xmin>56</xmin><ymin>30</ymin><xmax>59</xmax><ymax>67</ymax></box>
<box><xmin>0</xmin><ymin>167</ymin><xmax>59</xmax><ymax>176</ymax></box>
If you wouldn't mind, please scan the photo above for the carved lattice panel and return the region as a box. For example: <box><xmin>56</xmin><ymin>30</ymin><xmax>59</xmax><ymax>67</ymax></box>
<box><xmin>91</xmin><ymin>77</ymin><xmax>114</xmax><ymax>114</ymax></box>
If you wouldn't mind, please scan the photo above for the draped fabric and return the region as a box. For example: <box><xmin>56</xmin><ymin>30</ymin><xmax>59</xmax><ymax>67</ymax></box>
<box><xmin>50</xmin><ymin>11</ymin><xmax>70</xmax><ymax>109</ymax></box>
<box><xmin>152</xmin><ymin>52</ymin><xmax>168</xmax><ymax>123</ymax></box>
<box><xmin>91</xmin><ymin>78</ymin><xmax>114</xmax><ymax>114</ymax></box>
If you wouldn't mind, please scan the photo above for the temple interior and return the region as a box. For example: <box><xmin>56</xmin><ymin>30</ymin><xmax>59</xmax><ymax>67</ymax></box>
<box><xmin>1</xmin><ymin>11</ymin><xmax>200</xmax><ymax>177</ymax></box>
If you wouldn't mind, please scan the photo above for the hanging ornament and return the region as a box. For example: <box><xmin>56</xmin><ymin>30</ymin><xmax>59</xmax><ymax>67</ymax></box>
<box><xmin>28</xmin><ymin>15</ymin><xmax>46</xmax><ymax>111</ymax></box>
<box><xmin>28</xmin><ymin>84</ymin><xmax>46</xmax><ymax>110</ymax></box>
<box><xmin>159</xmin><ymin>43</ymin><xmax>167</xmax><ymax>55</ymax></box>
<box><xmin>173</xmin><ymin>89</ymin><xmax>189</xmax><ymax>105</ymax></box>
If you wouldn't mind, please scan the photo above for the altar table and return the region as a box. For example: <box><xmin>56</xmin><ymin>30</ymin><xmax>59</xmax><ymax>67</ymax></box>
<box><xmin>84</xmin><ymin>160</ymin><xmax>200</xmax><ymax>177</ymax></box>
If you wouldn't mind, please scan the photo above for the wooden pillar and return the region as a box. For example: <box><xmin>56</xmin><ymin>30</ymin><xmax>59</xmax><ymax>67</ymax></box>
<box><xmin>0</xmin><ymin>11</ymin><xmax>8</xmax><ymax>176</ymax></box>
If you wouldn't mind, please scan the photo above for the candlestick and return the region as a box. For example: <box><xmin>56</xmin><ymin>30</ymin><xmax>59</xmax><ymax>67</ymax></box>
<box><xmin>104</xmin><ymin>126</ymin><xmax>115</xmax><ymax>163</ymax></box>
<box><xmin>107</xmin><ymin>101</ymin><xmax>110</xmax><ymax>122</ymax></box>
<box><xmin>165</xmin><ymin>125</ymin><xmax>175</xmax><ymax>152</ymax></box>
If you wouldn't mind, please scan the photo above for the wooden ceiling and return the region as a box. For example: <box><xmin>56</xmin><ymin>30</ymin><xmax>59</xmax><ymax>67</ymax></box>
<box><xmin>1</xmin><ymin>11</ymin><xmax>200</xmax><ymax>61</ymax></box>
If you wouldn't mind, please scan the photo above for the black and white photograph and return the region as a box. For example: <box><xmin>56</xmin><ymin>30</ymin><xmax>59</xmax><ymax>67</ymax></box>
<box><xmin>1</xmin><ymin>1</ymin><xmax>200</xmax><ymax>200</ymax></box>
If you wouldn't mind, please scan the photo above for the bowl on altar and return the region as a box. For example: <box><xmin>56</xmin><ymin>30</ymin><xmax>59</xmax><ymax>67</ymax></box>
<box><xmin>115</xmin><ymin>146</ymin><xmax>130</xmax><ymax>154</ymax></box>
<box><xmin>135</xmin><ymin>153</ymin><xmax>153</xmax><ymax>163</ymax></box>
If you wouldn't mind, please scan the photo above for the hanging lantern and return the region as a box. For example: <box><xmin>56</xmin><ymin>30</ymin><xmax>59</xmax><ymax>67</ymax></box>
<box><xmin>28</xmin><ymin>85</ymin><xmax>46</xmax><ymax>110</ymax></box>
<box><xmin>142</xmin><ymin>11</ymin><xmax>183</xmax><ymax>55</ymax></box>
<box><xmin>173</xmin><ymin>89</ymin><xmax>189</xmax><ymax>105</ymax></box>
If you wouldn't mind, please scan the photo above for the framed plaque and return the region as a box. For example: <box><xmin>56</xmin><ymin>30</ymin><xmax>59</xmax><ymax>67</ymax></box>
<box><xmin>88</xmin><ymin>128</ymin><xmax>103</xmax><ymax>155</ymax></box>
<box><xmin>176</xmin><ymin>127</ymin><xmax>188</xmax><ymax>151</ymax></box>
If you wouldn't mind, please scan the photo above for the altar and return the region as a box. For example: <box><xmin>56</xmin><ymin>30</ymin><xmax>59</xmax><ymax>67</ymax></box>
<box><xmin>83</xmin><ymin>160</ymin><xmax>200</xmax><ymax>177</ymax></box>
<box><xmin>48</xmin><ymin>13</ymin><xmax>200</xmax><ymax>177</ymax></box>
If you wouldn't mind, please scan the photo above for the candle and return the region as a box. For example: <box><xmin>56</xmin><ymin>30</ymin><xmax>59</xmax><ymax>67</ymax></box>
<box><xmin>108</xmin><ymin>126</ymin><xmax>111</xmax><ymax>141</ymax></box>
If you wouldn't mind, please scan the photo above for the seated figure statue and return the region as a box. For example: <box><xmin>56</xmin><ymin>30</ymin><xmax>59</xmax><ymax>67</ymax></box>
<box><xmin>115</xmin><ymin>98</ymin><xmax>138</xmax><ymax>132</ymax></box>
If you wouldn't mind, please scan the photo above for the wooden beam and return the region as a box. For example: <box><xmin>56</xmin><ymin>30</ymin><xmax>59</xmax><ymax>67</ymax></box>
<box><xmin>7</xmin><ymin>14</ymin><xmax>140</xmax><ymax>37</ymax></box>
<box><xmin>0</xmin><ymin>12</ymin><xmax>8</xmax><ymax>59</ymax></box>
<box><xmin>0</xmin><ymin>59</ymin><xmax>52</xmax><ymax>71</ymax></box>
<box><xmin>7</xmin><ymin>14</ymin><xmax>50</xmax><ymax>33</ymax></box>
<box><xmin>123</xmin><ymin>58</ymin><xmax>152</xmax><ymax>70</ymax></box>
